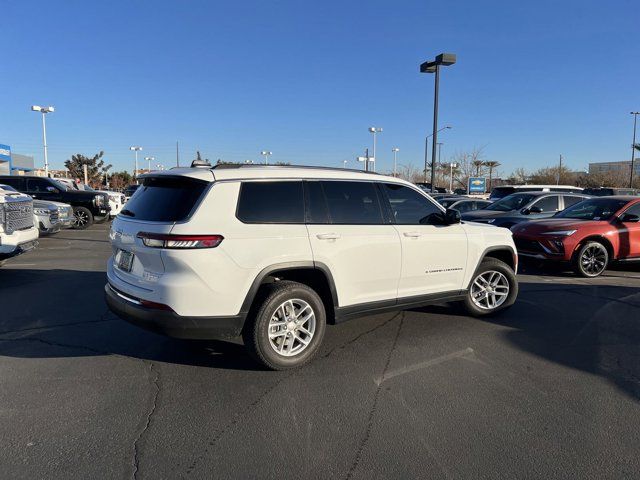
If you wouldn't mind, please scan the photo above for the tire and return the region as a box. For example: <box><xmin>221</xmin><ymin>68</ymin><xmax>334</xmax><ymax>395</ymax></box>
<box><xmin>572</xmin><ymin>241</ymin><xmax>609</xmax><ymax>278</ymax></box>
<box><xmin>242</xmin><ymin>280</ymin><xmax>326</xmax><ymax>370</ymax></box>
<box><xmin>462</xmin><ymin>258</ymin><xmax>518</xmax><ymax>317</ymax></box>
<box><xmin>72</xmin><ymin>207</ymin><xmax>94</xmax><ymax>230</ymax></box>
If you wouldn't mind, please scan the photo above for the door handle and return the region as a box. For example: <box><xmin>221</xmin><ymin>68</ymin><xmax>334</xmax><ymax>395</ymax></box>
<box><xmin>316</xmin><ymin>233</ymin><xmax>341</xmax><ymax>240</ymax></box>
<box><xmin>403</xmin><ymin>231</ymin><xmax>422</xmax><ymax>238</ymax></box>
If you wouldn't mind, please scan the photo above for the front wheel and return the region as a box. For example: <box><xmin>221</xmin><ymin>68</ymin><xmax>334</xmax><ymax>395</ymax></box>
<box><xmin>462</xmin><ymin>259</ymin><xmax>518</xmax><ymax>316</ymax></box>
<box><xmin>243</xmin><ymin>280</ymin><xmax>326</xmax><ymax>370</ymax></box>
<box><xmin>72</xmin><ymin>207</ymin><xmax>94</xmax><ymax>230</ymax></box>
<box><xmin>572</xmin><ymin>241</ymin><xmax>608</xmax><ymax>277</ymax></box>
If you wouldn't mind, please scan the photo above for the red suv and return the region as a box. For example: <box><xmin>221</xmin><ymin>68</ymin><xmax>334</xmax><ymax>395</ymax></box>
<box><xmin>512</xmin><ymin>196</ymin><xmax>640</xmax><ymax>277</ymax></box>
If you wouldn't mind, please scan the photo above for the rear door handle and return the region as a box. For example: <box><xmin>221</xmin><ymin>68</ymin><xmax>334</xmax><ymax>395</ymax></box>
<box><xmin>316</xmin><ymin>233</ymin><xmax>341</xmax><ymax>240</ymax></box>
<box><xmin>403</xmin><ymin>231</ymin><xmax>422</xmax><ymax>238</ymax></box>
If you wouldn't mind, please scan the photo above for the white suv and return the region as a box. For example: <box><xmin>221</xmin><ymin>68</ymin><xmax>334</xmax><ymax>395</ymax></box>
<box><xmin>0</xmin><ymin>185</ymin><xmax>39</xmax><ymax>267</ymax></box>
<box><xmin>105</xmin><ymin>164</ymin><xmax>518</xmax><ymax>369</ymax></box>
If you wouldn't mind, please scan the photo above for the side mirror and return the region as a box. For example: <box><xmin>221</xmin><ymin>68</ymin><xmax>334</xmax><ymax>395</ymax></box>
<box><xmin>46</xmin><ymin>186</ymin><xmax>58</xmax><ymax>193</ymax></box>
<box><xmin>529</xmin><ymin>206</ymin><xmax>543</xmax><ymax>214</ymax></box>
<box><xmin>520</xmin><ymin>208</ymin><xmax>530</xmax><ymax>215</ymax></box>
<box><xmin>445</xmin><ymin>208</ymin><xmax>461</xmax><ymax>225</ymax></box>
<box><xmin>620</xmin><ymin>213</ymin><xmax>640</xmax><ymax>222</ymax></box>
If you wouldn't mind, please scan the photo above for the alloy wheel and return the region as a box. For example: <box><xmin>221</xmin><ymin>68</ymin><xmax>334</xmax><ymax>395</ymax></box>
<box><xmin>268</xmin><ymin>299</ymin><xmax>316</xmax><ymax>357</ymax></box>
<box><xmin>74</xmin><ymin>210</ymin><xmax>88</xmax><ymax>227</ymax></box>
<box><xmin>470</xmin><ymin>270</ymin><xmax>510</xmax><ymax>310</ymax></box>
<box><xmin>580</xmin><ymin>244</ymin><xmax>607</xmax><ymax>276</ymax></box>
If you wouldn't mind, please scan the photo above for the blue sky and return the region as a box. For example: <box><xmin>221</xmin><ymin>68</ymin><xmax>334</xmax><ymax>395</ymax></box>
<box><xmin>1</xmin><ymin>0</ymin><xmax>638</xmax><ymax>176</ymax></box>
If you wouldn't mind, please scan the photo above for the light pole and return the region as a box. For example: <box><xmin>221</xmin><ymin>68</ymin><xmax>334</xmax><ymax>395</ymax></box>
<box><xmin>368</xmin><ymin>127</ymin><xmax>382</xmax><ymax>172</ymax></box>
<box><xmin>261</xmin><ymin>150</ymin><xmax>272</xmax><ymax>165</ymax></box>
<box><xmin>130</xmin><ymin>146</ymin><xmax>142</xmax><ymax>180</ymax></box>
<box><xmin>631</xmin><ymin>112</ymin><xmax>639</xmax><ymax>188</ymax></box>
<box><xmin>31</xmin><ymin>105</ymin><xmax>55</xmax><ymax>177</ymax></box>
<box><xmin>391</xmin><ymin>148</ymin><xmax>400</xmax><ymax>177</ymax></box>
<box><xmin>420</xmin><ymin>53</ymin><xmax>456</xmax><ymax>191</ymax></box>
<box><xmin>448</xmin><ymin>162</ymin><xmax>458</xmax><ymax>192</ymax></box>
<box><xmin>156</xmin><ymin>164</ymin><xmax>165</xmax><ymax>171</ymax></box>
<box><xmin>343</xmin><ymin>160</ymin><xmax>348</xmax><ymax>169</ymax></box>
<box><xmin>437</xmin><ymin>142</ymin><xmax>444</xmax><ymax>164</ymax></box>
<box><xmin>424</xmin><ymin>125</ymin><xmax>451</xmax><ymax>183</ymax></box>
<box><xmin>144</xmin><ymin>156</ymin><xmax>155</xmax><ymax>172</ymax></box>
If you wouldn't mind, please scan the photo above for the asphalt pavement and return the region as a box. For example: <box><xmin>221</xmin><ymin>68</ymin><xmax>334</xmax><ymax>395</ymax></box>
<box><xmin>1</xmin><ymin>223</ymin><xmax>639</xmax><ymax>479</ymax></box>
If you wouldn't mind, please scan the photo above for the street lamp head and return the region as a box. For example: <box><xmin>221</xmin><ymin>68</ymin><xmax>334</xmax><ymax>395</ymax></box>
<box><xmin>43</xmin><ymin>106</ymin><xmax>54</xmax><ymax>113</ymax></box>
<box><xmin>420</xmin><ymin>53</ymin><xmax>456</xmax><ymax>73</ymax></box>
<box><xmin>632</xmin><ymin>112</ymin><xmax>640</xmax><ymax>115</ymax></box>
<box><xmin>392</xmin><ymin>147</ymin><xmax>400</xmax><ymax>152</ymax></box>
<box><xmin>130</xmin><ymin>146</ymin><xmax>142</xmax><ymax>151</ymax></box>
<box><xmin>31</xmin><ymin>105</ymin><xmax>42</xmax><ymax>112</ymax></box>
<box><xmin>445</xmin><ymin>126</ymin><xmax>452</xmax><ymax>129</ymax></box>
<box><xmin>369</xmin><ymin>127</ymin><xmax>383</xmax><ymax>133</ymax></box>
<box><xmin>261</xmin><ymin>151</ymin><xmax>272</xmax><ymax>155</ymax></box>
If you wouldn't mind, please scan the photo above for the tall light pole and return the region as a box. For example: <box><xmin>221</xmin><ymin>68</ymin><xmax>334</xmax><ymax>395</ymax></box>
<box><xmin>437</xmin><ymin>142</ymin><xmax>444</xmax><ymax>164</ymax></box>
<box><xmin>368</xmin><ymin>127</ymin><xmax>382</xmax><ymax>172</ymax></box>
<box><xmin>31</xmin><ymin>105</ymin><xmax>54</xmax><ymax>177</ymax></box>
<box><xmin>130</xmin><ymin>146</ymin><xmax>142</xmax><ymax>180</ymax></box>
<box><xmin>448</xmin><ymin>162</ymin><xmax>458</xmax><ymax>192</ymax></box>
<box><xmin>343</xmin><ymin>160</ymin><xmax>348</xmax><ymax>169</ymax></box>
<box><xmin>631</xmin><ymin>112</ymin><xmax>639</xmax><ymax>188</ymax></box>
<box><xmin>261</xmin><ymin>150</ymin><xmax>272</xmax><ymax>165</ymax></box>
<box><xmin>420</xmin><ymin>53</ymin><xmax>456</xmax><ymax>191</ymax></box>
<box><xmin>424</xmin><ymin>125</ymin><xmax>451</xmax><ymax>183</ymax></box>
<box><xmin>391</xmin><ymin>148</ymin><xmax>400</xmax><ymax>177</ymax></box>
<box><xmin>144</xmin><ymin>156</ymin><xmax>155</xmax><ymax>172</ymax></box>
<box><xmin>156</xmin><ymin>164</ymin><xmax>165</xmax><ymax>171</ymax></box>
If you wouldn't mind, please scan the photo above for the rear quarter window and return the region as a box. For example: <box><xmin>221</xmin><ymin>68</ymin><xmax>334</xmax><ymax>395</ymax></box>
<box><xmin>236</xmin><ymin>181</ymin><xmax>304</xmax><ymax>223</ymax></box>
<box><xmin>121</xmin><ymin>176</ymin><xmax>208</xmax><ymax>222</ymax></box>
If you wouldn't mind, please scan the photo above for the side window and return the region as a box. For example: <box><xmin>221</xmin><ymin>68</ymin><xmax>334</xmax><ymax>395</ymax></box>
<box><xmin>563</xmin><ymin>195</ymin><xmax>585</xmax><ymax>208</ymax></box>
<box><xmin>621</xmin><ymin>203</ymin><xmax>640</xmax><ymax>218</ymax></box>
<box><xmin>0</xmin><ymin>177</ymin><xmax>26</xmax><ymax>191</ymax></box>
<box><xmin>26</xmin><ymin>178</ymin><xmax>48</xmax><ymax>193</ymax></box>
<box><xmin>532</xmin><ymin>195</ymin><xmax>559</xmax><ymax>212</ymax></box>
<box><xmin>320</xmin><ymin>181</ymin><xmax>383</xmax><ymax>225</ymax></box>
<box><xmin>455</xmin><ymin>201</ymin><xmax>473</xmax><ymax>213</ymax></box>
<box><xmin>381</xmin><ymin>183</ymin><xmax>442</xmax><ymax>224</ymax></box>
<box><xmin>236</xmin><ymin>181</ymin><xmax>304</xmax><ymax>224</ymax></box>
<box><xmin>304</xmin><ymin>181</ymin><xmax>330</xmax><ymax>224</ymax></box>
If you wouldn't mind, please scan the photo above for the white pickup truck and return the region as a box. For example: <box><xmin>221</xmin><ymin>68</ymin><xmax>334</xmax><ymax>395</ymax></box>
<box><xmin>0</xmin><ymin>185</ymin><xmax>39</xmax><ymax>267</ymax></box>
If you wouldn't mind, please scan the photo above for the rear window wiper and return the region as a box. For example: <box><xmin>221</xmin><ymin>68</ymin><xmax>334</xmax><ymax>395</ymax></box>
<box><xmin>120</xmin><ymin>209</ymin><xmax>135</xmax><ymax>217</ymax></box>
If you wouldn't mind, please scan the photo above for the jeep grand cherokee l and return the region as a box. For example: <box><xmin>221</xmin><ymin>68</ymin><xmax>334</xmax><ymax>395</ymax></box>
<box><xmin>105</xmin><ymin>164</ymin><xmax>519</xmax><ymax>369</ymax></box>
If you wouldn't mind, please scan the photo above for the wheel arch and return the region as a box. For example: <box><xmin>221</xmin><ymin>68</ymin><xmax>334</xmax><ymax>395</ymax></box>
<box><xmin>572</xmin><ymin>235</ymin><xmax>615</xmax><ymax>260</ymax></box>
<box><xmin>464</xmin><ymin>246</ymin><xmax>517</xmax><ymax>290</ymax></box>
<box><xmin>240</xmin><ymin>262</ymin><xmax>339</xmax><ymax>325</ymax></box>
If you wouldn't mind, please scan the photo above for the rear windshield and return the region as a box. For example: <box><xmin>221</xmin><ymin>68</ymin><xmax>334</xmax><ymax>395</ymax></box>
<box><xmin>485</xmin><ymin>193</ymin><xmax>536</xmax><ymax>211</ymax></box>
<box><xmin>489</xmin><ymin>187</ymin><xmax>515</xmax><ymax>199</ymax></box>
<box><xmin>120</xmin><ymin>176</ymin><xmax>208</xmax><ymax>222</ymax></box>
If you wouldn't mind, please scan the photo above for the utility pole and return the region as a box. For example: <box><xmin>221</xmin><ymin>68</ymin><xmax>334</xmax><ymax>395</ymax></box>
<box><xmin>176</xmin><ymin>141</ymin><xmax>180</xmax><ymax>167</ymax></box>
<box><xmin>557</xmin><ymin>154</ymin><xmax>563</xmax><ymax>185</ymax></box>
<box><xmin>630</xmin><ymin>112</ymin><xmax>639</xmax><ymax>188</ymax></box>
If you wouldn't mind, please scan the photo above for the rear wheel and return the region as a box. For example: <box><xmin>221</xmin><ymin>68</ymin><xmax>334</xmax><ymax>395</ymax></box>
<box><xmin>573</xmin><ymin>241</ymin><xmax>608</xmax><ymax>277</ymax></box>
<box><xmin>243</xmin><ymin>280</ymin><xmax>326</xmax><ymax>370</ymax></box>
<box><xmin>72</xmin><ymin>207</ymin><xmax>94</xmax><ymax>230</ymax></box>
<box><xmin>462</xmin><ymin>259</ymin><xmax>518</xmax><ymax>317</ymax></box>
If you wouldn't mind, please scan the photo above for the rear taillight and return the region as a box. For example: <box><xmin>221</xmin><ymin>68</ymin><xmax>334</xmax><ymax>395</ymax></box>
<box><xmin>139</xmin><ymin>299</ymin><xmax>175</xmax><ymax>311</ymax></box>
<box><xmin>136</xmin><ymin>232</ymin><xmax>223</xmax><ymax>249</ymax></box>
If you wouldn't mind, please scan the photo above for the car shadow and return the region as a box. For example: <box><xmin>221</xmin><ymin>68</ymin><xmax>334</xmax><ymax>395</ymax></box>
<box><xmin>0</xmin><ymin>268</ymin><xmax>263</xmax><ymax>371</ymax></box>
<box><xmin>2</xmin><ymin>268</ymin><xmax>640</xmax><ymax>396</ymax></box>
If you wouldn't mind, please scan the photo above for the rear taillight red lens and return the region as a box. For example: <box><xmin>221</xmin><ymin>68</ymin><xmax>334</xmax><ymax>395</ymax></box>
<box><xmin>139</xmin><ymin>299</ymin><xmax>175</xmax><ymax>311</ymax></box>
<box><xmin>136</xmin><ymin>232</ymin><xmax>224</xmax><ymax>249</ymax></box>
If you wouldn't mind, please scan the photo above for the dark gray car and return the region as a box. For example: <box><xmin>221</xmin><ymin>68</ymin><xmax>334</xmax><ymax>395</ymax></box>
<box><xmin>461</xmin><ymin>192</ymin><xmax>590</xmax><ymax>228</ymax></box>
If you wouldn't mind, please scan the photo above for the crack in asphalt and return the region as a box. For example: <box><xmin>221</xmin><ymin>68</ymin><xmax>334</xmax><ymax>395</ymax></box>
<box><xmin>322</xmin><ymin>311</ymin><xmax>403</xmax><ymax>359</ymax></box>
<box><xmin>131</xmin><ymin>362</ymin><xmax>160</xmax><ymax>480</ymax></box>
<box><xmin>185</xmin><ymin>312</ymin><xmax>403</xmax><ymax>476</ymax></box>
<box><xmin>345</xmin><ymin>313</ymin><xmax>404</xmax><ymax>480</ymax></box>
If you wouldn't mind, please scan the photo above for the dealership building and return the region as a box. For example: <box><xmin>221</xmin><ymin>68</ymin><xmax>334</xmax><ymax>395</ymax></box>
<box><xmin>589</xmin><ymin>160</ymin><xmax>640</xmax><ymax>176</ymax></box>
<box><xmin>0</xmin><ymin>144</ymin><xmax>36</xmax><ymax>176</ymax></box>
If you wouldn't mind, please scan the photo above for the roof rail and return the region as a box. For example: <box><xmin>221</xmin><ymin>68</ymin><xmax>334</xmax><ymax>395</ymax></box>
<box><xmin>210</xmin><ymin>164</ymin><xmax>379</xmax><ymax>175</ymax></box>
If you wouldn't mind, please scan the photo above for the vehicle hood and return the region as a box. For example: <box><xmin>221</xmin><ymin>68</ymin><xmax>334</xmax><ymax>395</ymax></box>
<box><xmin>42</xmin><ymin>200</ymin><xmax>73</xmax><ymax>208</ymax></box>
<box><xmin>32</xmin><ymin>200</ymin><xmax>58</xmax><ymax>210</ymax></box>
<box><xmin>512</xmin><ymin>218</ymin><xmax>606</xmax><ymax>235</ymax></box>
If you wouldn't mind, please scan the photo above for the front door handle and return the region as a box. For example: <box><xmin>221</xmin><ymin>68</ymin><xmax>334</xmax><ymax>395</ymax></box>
<box><xmin>403</xmin><ymin>231</ymin><xmax>422</xmax><ymax>238</ymax></box>
<box><xmin>316</xmin><ymin>233</ymin><xmax>341</xmax><ymax>240</ymax></box>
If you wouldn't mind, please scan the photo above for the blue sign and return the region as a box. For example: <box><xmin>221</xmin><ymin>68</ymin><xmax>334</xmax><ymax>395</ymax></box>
<box><xmin>0</xmin><ymin>144</ymin><xmax>10</xmax><ymax>162</ymax></box>
<box><xmin>468</xmin><ymin>177</ymin><xmax>486</xmax><ymax>193</ymax></box>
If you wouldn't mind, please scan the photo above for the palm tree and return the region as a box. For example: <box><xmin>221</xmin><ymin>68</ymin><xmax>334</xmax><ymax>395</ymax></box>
<box><xmin>484</xmin><ymin>161</ymin><xmax>501</xmax><ymax>191</ymax></box>
<box><xmin>472</xmin><ymin>160</ymin><xmax>485</xmax><ymax>176</ymax></box>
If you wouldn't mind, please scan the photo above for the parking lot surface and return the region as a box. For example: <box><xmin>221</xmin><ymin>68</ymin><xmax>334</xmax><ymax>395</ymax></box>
<box><xmin>1</xmin><ymin>223</ymin><xmax>639</xmax><ymax>479</ymax></box>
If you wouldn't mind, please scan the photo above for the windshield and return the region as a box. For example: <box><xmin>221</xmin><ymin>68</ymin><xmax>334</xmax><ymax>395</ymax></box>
<box><xmin>438</xmin><ymin>198</ymin><xmax>461</xmax><ymax>208</ymax></box>
<box><xmin>485</xmin><ymin>193</ymin><xmax>536</xmax><ymax>212</ymax></box>
<box><xmin>50</xmin><ymin>179</ymin><xmax>71</xmax><ymax>191</ymax></box>
<box><xmin>0</xmin><ymin>184</ymin><xmax>17</xmax><ymax>192</ymax></box>
<box><xmin>554</xmin><ymin>198</ymin><xmax>628</xmax><ymax>220</ymax></box>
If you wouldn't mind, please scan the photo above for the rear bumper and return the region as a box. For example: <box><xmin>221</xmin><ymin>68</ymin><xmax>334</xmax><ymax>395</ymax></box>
<box><xmin>104</xmin><ymin>283</ymin><xmax>245</xmax><ymax>339</ymax></box>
